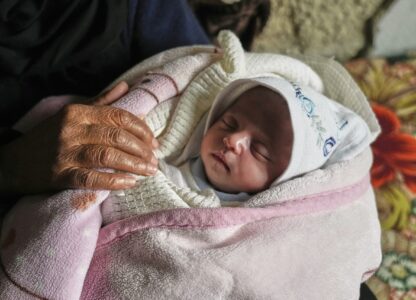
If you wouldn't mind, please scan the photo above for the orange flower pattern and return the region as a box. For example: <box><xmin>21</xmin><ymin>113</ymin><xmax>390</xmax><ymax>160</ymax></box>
<box><xmin>371</xmin><ymin>104</ymin><xmax>416</xmax><ymax>193</ymax></box>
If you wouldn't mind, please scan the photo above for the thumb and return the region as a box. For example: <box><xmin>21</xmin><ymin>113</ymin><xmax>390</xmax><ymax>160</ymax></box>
<box><xmin>92</xmin><ymin>81</ymin><xmax>129</xmax><ymax>106</ymax></box>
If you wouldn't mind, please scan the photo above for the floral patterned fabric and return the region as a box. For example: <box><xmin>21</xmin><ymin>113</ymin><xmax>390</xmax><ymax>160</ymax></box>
<box><xmin>345</xmin><ymin>58</ymin><xmax>416</xmax><ymax>300</ymax></box>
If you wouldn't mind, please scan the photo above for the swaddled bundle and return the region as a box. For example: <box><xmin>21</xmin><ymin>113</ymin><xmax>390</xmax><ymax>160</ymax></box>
<box><xmin>102</xmin><ymin>35</ymin><xmax>376</xmax><ymax>225</ymax></box>
<box><xmin>0</xmin><ymin>31</ymin><xmax>381</xmax><ymax>300</ymax></box>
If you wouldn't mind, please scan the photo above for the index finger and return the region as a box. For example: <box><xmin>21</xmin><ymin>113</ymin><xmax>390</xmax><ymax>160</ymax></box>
<box><xmin>89</xmin><ymin>105</ymin><xmax>158</xmax><ymax>149</ymax></box>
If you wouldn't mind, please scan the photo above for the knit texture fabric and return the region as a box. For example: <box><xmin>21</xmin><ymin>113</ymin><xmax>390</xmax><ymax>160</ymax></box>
<box><xmin>102</xmin><ymin>161</ymin><xmax>221</xmax><ymax>225</ymax></box>
<box><xmin>103</xmin><ymin>30</ymin><xmax>324</xmax><ymax>222</ymax></box>
<box><xmin>103</xmin><ymin>30</ymin><xmax>381</xmax><ymax>223</ymax></box>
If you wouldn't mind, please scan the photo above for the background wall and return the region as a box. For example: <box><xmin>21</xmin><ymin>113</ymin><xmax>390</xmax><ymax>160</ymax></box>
<box><xmin>369</xmin><ymin>0</ymin><xmax>416</xmax><ymax>58</ymax></box>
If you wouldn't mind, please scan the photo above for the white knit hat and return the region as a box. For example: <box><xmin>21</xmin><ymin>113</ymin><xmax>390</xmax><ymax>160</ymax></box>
<box><xmin>204</xmin><ymin>75</ymin><xmax>373</xmax><ymax>185</ymax></box>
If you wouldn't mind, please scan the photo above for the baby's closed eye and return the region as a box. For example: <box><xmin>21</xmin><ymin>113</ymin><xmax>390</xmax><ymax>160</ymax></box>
<box><xmin>221</xmin><ymin>116</ymin><xmax>238</xmax><ymax>130</ymax></box>
<box><xmin>252</xmin><ymin>143</ymin><xmax>271</xmax><ymax>161</ymax></box>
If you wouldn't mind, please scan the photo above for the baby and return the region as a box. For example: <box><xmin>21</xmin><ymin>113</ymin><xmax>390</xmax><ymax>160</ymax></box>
<box><xmin>200</xmin><ymin>84</ymin><xmax>293</xmax><ymax>194</ymax></box>
<box><xmin>102</xmin><ymin>75</ymin><xmax>371</xmax><ymax>223</ymax></box>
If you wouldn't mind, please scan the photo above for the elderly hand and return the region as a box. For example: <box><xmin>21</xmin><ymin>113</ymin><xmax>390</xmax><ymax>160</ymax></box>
<box><xmin>0</xmin><ymin>82</ymin><xmax>159</xmax><ymax>194</ymax></box>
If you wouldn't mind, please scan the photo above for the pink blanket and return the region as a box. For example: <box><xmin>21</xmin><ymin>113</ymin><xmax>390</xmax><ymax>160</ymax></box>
<box><xmin>0</xmin><ymin>169</ymin><xmax>380</xmax><ymax>299</ymax></box>
<box><xmin>0</xmin><ymin>35</ymin><xmax>381</xmax><ymax>299</ymax></box>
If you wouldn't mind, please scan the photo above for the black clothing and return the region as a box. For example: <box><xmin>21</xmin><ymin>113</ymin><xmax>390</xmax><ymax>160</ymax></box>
<box><xmin>0</xmin><ymin>0</ymin><xmax>210</xmax><ymax>126</ymax></box>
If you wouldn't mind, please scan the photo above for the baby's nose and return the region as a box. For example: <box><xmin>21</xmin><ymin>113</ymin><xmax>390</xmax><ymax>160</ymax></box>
<box><xmin>223</xmin><ymin>132</ymin><xmax>250</xmax><ymax>154</ymax></box>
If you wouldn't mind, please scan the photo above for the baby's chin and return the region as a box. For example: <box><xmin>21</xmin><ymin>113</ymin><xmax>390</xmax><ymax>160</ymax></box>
<box><xmin>201</xmin><ymin>156</ymin><xmax>274</xmax><ymax>194</ymax></box>
<box><xmin>206</xmin><ymin>173</ymin><xmax>266</xmax><ymax>194</ymax></box>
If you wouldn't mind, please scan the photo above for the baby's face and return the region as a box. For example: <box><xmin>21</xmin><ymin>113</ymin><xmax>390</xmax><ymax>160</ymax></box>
<box><xmin>201</xmin><ymin>86</ymin><xmax>293</xmax><ymax>193</ymax></box>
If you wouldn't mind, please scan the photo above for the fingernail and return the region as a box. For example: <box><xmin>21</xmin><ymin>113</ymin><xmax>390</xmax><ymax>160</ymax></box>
<box><xmin>152</xmin><ymin>138</ymin><xmax>159</xmax><ymax>148</ymax></box>
<box><xmin>122</xmin><ymin>177</ymin><xmax>137</xmax><ymax>187</ymax></box>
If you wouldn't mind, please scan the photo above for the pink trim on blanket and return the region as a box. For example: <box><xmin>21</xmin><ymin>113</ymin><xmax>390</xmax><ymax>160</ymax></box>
<box><xmin>147</xmin><ymin>72</ymin><xmax>180</xmax><ymax>95</ymax></box>
<box><xmin>97</xmin><ymin>175</ymin><xmax>371</xmax><ymax>250</ymax></box>
<box><xmin>130</xmin><ymin>86</ymin><xmax>160</xmax><ymax>103</ymax></box>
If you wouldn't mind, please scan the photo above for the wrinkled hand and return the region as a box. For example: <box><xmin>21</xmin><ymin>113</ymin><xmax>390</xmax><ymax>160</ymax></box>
<box><xmin>0</xmin><ymin>82</ymin><xmax>159</xmax><ymax>194</ymax></box>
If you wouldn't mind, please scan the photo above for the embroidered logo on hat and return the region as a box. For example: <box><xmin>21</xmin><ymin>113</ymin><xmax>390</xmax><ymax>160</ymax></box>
<box><xmin>323</xmin><ymin>137</ymin><xmax>336</xmax><ymax>157</ymax></box>
<box><xmin>293</xmin><ymin>83</ymin><xmax>315</xmax><ymax>117</ymax></box>
<box><xmin>291</xmin><ymin>82</ymin><xmax>328</xmax><ymax>148</ymax></box>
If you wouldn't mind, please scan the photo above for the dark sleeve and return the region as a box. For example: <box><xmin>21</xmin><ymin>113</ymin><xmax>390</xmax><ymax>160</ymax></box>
<box><xmin>0</xmin><ymin>0</ymin><xmax>130</xmax><ymax>126</ymax></box>
<box><xmin>129</xmin><ymin>0</ymin><xmax>211</xmax><ymax>63</ymax></box>
<box><xmin>0</xmin><ymin>0</ymin><xmax>210</xmax><ymax>127</ymax></box>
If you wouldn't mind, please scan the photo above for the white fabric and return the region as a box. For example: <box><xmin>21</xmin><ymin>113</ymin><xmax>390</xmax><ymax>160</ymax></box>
<box><xmin>99</xmin><ymin>30</ymin><xmax>380</xmax><ymax>224</ymax></box>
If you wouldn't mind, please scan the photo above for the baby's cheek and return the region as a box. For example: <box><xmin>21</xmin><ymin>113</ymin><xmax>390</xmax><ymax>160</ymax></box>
<box><xmin>239</xmin><ymin>165</ymin><xmax>270</xmax><ymax>191</ymax></box>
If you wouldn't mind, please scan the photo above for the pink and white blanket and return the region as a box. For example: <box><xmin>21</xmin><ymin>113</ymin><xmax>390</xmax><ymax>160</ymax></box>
<box><xmin>0</xmin><ymin>31</ymin><xmax>382</xmax><ymax>299</ymax></box>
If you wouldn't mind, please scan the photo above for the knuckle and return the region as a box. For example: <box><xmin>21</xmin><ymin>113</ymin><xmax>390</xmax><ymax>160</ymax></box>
<box><xmin>119</xmin><ymin>111</ymin><xmax>133</xmax><ymax>126</ymax></box>
<box><xmin>108</xmin><ymin>108</ymin><xmax>125</xmax><ymax>124</ymax></box>
<box><xmin>78</xmin><ymin>170</ymin><xmax>95</xmax><ymax>188</ymax></box>
<box><xmin>83</xmin><ymin>175</ymin><xmax>95</xmax><ymax>189</ymax></box>
<box><xmin>113</xmin><ymin>108</ymin><xmax>136</xmax><ymax>128</ymax></box>
<box><xmin>80</xmin><ymin>146</ymin><xmax>99</xmax><ymax>165</ymax></box>
<box><xmin>106</xmin><ymin>176</ymin><xmax>118</xmax><ymax>188</ymax></box>
<box><xmin>109</xmin><ymin>128</ymin><xmax>125</xmax><ymax>145</ymax></box>
<box><xmin>97</xmin><ymin>147</ymin><xmax>112</xmax><ymax>166</ymax></box>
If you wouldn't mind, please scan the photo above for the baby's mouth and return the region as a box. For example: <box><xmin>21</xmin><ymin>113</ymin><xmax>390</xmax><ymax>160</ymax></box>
<box><xmin>212</xmin><ymin>152</ymin><xmax>230</xmax><ymax>172</ymax></box>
